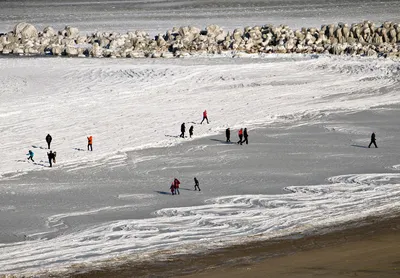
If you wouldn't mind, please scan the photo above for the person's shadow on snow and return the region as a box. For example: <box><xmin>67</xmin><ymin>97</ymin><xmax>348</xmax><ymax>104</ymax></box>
<box><xmin>179</xmin><ymin>187</ymin><xmax>194</xmax><ymax>191</ymax></box>
<box><xmin>210</xmin><ymin>138</ymin><xmax>235</xmax><ymax>144</ymax></box>
<box><xmin>32</xmin><ymin>145</ymin><xmax>45</xmax><ymax>149</ymax></box>
<box><xmin>73</xmin><ymin>147</ymin><xmax>85</xmax><ymax>151</ymax></box>
<box><xmin>155</xmin><ymin>190</ymin><xmax>172</xmax><ymax>195</ymax></box>
<box><xmin>33</xmin><ymin>162</ymin><xmax>48</xmax><ymax>167</ymax></box>
<box><xmin>165</xmin><ymin>134</ymin><xmax>180</xmax><ymax>138</ymax></box>
<box><xmin>351</xmin><ymin>144</ymin><xmax>369</xmax><ymax>149</ymax></box>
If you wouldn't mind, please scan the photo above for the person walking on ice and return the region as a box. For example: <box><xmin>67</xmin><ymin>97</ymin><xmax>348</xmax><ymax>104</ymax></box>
<box><xmin>368</xmin><ymin>132</ymin><xmax>378</xmax><ymax>148</ymax></box>
<box><xmin>226</xmin><ymin>128</ymin><xmax>231</xmax><ymax>142</ymax></box>
<box><xmin>200</xmin><ymin>110</ymin><xmax>209</xmax><ymax>124</ymax></box>
<box><xmin>189</xmin><ymin>125</ymin><xmax>194</xmax><ymax>138</ymax></box>
<box><xmin>170</xmin><ymin>182</ymin><xmax>176</xmax><ymax>195</ymax></box>
<box><xmin>237</xmin><ymin>128</ymin><xmax>243</xmax><ymax>145</ymax></box>
<box><xmin>194</xmin><ymin>177</ymin><xmax>201</xmax><ymax>191</ymax></box>
<box><xmin>180</xmin><ymin>123</ymin><xmax>186</xmax><ymax>138</ymax></box>
<box><xmin>26</xmin><ymin>150</ymin><xmax>34</xmax><ymax>162</ymax></box>
<box><xmin>174</xmin><ymin>178</ymin><xmax>181</xmax><ymax>195</ymax></box>
<box><xmin>46</xmin><ymin>134</ymin><xmax>52</xmax><ymax>149</ymax></box>
<box><xmin>243</xmin><ymin>128</ymin><xmax>249</xmax><ymax>145</ymax></box>
<box><xmin>87</xmin><ymin>136</ymin><xmax>93</xmax><ymax>151</ymax></box>
<box><xmin>47</xmin><ymin>150</ymin><xmax>55</xmax><ymax>167</ymax></box>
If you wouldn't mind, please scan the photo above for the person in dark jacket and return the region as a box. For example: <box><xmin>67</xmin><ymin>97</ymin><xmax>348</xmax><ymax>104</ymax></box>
<box><xmin>189</xmin><ymin>125</ymin><xmax>194</xmax><ymax>138</ymax></box>
<box><xmin>47</xmin><ymin>150</ymin><xmax>55</xmax><ymax>167</ymax></box>
<box><xmin>170</xmin><ymin>182</ymin><xmax>175</xmax><ymax>195</ymax></box>
<box><xmin>180</xmin><ymin>123</ymin><xmax>186</xmax><ymax>138</ymax></box>
<box><xmin>368</xmin><ymin>132</ymin><xmax>377</xmax><ymax>148</ymax></box>
<box><xmin>243</xmin><ymin>128</ymin><xmax>249</xmax><ymax>145</ymax></box>
<box><xmin>194</xmin><ymin>177</ymin><xmax>201</xmax><ymax>191</ymax></box>
<box><xmin>226</xmin><ymin>128</ymin><xmax>230</xmax><ymax>142</ymax></box>
<box><xmin>237</xmin><ymin>128</ymin><xmax>243</xmax><ymax>145</ymax></box>
<box><xmin>46</xmin><ymin>134</ymin><xmax>52</xmax><ymax>149</ymax></box>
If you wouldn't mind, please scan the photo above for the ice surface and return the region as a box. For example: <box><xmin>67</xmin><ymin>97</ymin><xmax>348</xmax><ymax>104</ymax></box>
<box><xmin>1</xmin><ymin>0</ymin><xmax>400</xmax><ymax>35</ymax></box>
<box><xmin>1</xmin><ymin>54</ymin><xmax>400</xmax><ymax>275</ymax></box>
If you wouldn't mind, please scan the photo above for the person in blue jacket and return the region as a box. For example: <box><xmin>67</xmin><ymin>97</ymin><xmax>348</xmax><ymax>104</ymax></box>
<box><xmin>27</xmin><ymin>150</ymin><xmax>34</xmax><ymax>162</ymax></box>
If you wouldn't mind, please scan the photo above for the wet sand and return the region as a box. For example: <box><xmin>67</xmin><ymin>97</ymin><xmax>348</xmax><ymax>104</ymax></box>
<box><xmin>72</xmin><ymin>214</ymin><xmax>400</xmax><ymax>278</ymax></box>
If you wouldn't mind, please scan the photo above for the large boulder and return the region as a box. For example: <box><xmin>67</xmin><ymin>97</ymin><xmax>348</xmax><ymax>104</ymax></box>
<box><xmin>14</xmin><ymin>23</ymin><xmax>38</xmax><ymax>39</ymax></box>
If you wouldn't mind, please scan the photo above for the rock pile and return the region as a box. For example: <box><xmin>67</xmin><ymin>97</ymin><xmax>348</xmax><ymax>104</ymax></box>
<box><xmin>1</xmin><ymin>21</ymin><xmax>400</xmax><ymax>58</ymax></box>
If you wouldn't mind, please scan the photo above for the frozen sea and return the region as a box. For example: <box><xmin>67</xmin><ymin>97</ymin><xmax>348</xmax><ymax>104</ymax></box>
<box><xmin>1</xmin><ymin>0</ymin><xmax>400</xmax><ymax>35</ymax></box>
<box><xmin>1</xmin><ymin>0</ymin><xmax>400</xmax><ymax>276</ymax></box>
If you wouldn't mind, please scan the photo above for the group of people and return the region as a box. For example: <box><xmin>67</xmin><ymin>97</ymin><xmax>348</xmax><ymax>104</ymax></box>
<box><xmin>225</xmin><ymin>127</ymin><xmax>249</xmax><ymax>145</ymax></box>
<box><xmin>170</xmin><ymin>177</ymin><xmax>201</xmax><ymax>195</ymax></box>
<box><xmin>26</xmin><ymin>134</ymin><xmax>94</xmax><ymax>167</ymax></box>
<box><xmin>180</xmin><ymin>123</ymin><xmax>194</xmax><ymax>138</ymax></box>
<box><xmin>180</xmin><ymin>110</ymin><xmax>209</xmax><ymax>138</ymax></box>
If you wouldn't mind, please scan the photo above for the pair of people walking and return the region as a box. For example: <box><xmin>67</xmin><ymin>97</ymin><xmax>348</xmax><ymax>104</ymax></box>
<box><xmin>180</xmin><ymin>123</ymin><xmax>194</xmax><ymax>138</ymax></box>
<box><xmin>170</xmin><ymin>178</ymin><xmax>181</xmax><ymax>195</ymax></box>
<box><xmin>237</xmin><ymin>128</ymin><xmax>248</xmax><ymax>145</ymax></box>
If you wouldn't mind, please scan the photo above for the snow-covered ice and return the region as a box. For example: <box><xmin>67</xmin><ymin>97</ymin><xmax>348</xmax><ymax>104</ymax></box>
<box><xmin>1</xmin><ymin>55</ymin><xmax>400</xmax><ymax>276</ymax></box>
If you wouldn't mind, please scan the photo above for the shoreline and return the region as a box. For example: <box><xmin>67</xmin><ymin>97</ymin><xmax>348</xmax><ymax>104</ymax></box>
<box><xmin>3</xmin><ymin>20</ymin><xmax>400</xmax><ymax>58</ymax></box>
<box><xmin>70</xmin><ymin>212</ymin><xmax>400</xmax><ymax>278</ymax></box>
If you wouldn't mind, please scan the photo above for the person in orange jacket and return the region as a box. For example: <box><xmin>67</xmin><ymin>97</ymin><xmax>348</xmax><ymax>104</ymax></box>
<box><xmin>200</xmin><ymin>110</ymin><xmax>209</xmax><ymax>124</ymax></box>
<box><xmin>87</xmin><ymin>136</ymin><xmax>93</xmax><ymax>151</ymax></box>
<box><xmin>237</xmin><ymin>128</ymin><xmax>243</xmax><ymax>145</ymax></box>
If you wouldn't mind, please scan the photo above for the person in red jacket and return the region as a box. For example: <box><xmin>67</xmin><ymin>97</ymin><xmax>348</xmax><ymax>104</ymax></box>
<box><xmin>237</xmin><ymin>128</ymin><xmax>243</xmax><ymax>145</ymax></box>
<box><xmin>87</xmin><ymin>136</ymin><xmax>93</xmax><ymax>151</ymax></box>
<box><xmin>200</xmin><ymin>110</ymin><xmax>209</xmax><ymax>124</ymax></box>
<box><xmin>174</xmin><ymin>178</ymin><xmax>181</xmax><ymax>195</ymax></box>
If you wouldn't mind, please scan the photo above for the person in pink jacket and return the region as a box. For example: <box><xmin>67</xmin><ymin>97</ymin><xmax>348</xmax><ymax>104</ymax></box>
<box><xmin>174</xmin><ymin>178</ymin><xmax>181</xmax><ymax>195</ymax></box>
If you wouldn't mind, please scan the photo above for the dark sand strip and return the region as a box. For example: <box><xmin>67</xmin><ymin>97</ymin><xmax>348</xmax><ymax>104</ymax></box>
<box><xmin>71</xmin><ymin>214</ymin><xmax>400</xmax><ymax>278</ymax></box>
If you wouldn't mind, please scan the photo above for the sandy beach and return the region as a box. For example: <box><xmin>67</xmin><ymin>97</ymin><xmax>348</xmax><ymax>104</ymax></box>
<box><xmin>71</xmin><ymin>214</ymin><xmax>400</xmax><ymax>278</ymax></box>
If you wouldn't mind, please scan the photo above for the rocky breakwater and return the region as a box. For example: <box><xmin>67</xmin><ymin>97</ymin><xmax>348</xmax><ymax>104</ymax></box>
<box><xmin>1</xmin><ymin>21</ymin><xmax>400</xmax><ymax>58</ymax></box>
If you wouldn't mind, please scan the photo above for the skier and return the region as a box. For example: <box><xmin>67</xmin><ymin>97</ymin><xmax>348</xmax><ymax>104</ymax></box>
<box><xmin>47</xmin><ymin>150</ymin><xmax>55</xmax><ymax>167</ymax></box>
<box><xmin>368</xmin><ymin>132</ymin><xmax>377</xmax><ymax>148</ymax></box>
<box><xmin>26</xmin><ymin>150</ymin><xmax>34</xmax><ymax>162</ymax></box>
<box><xmin>226</xmin><ymin>128</ymin><xmax>230</xmax><ymax>142</ymax></box>
<box><xmin>237</xmin><ymin>128</ymin><xmax>243</xmax><ymax>145</ymax></box>
<box><xmin>180</xmin><ymin>123</ymin><xmax>186</xmax><ymax>138</ymax></box>
<box><xmin>87</xmin><ymin>136</ymin><xmax>93</xmax><ymax>151</ymax></box>
<box><xmin>243</xmin><ymin>128</ymin><xmax>249</xmax><ymax>145</ymax></box>
<box><xmin>174</xmin><ymin>178</ymin><xmax>181</xmax><ymax>195</ymax></box>
<box><xmin>46</xmin><ymin>134</ymin><xmax>52</xmax><ymax>149</ymax></box>
<box><xmin>200</xmin><ymin>110</ymin><xmax>209</xmax><ymax>124</ymax></box>
<box><xmin>189</xmin><ymin>125</ymin><xmax>194</xmax><ymax>138</ymax></box>
<box><xmin>194</xmin><ymin>177</ymin><xmax>201</xmax><ymax>191</ymax></box>
<box><xmin>53</xmin><ymin>151</ymin><xmax>57</xmax><ymax>163</ymax></box>
<box><xmin>170</xmin><ymin>182</ymin><xmax>175</xmax><ymax>195</ymax></box>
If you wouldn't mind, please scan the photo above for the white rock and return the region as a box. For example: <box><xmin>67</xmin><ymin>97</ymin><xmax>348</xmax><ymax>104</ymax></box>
<box><xmin>65</xmin><ymin>26</ymin><xmax>79</xmax><ymax>38</ymax></box>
